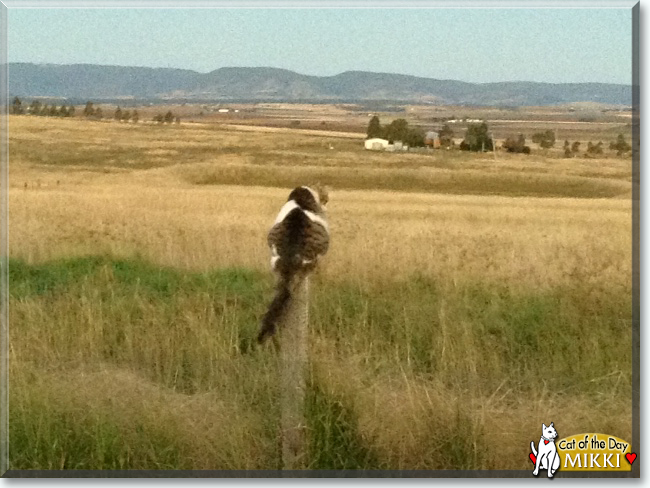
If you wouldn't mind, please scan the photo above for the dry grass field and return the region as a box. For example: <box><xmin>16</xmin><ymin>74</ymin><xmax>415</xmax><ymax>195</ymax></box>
<box><xmin>8</xmin><ymin>115</ymin><xmax>632</xmax><ymax>470</ymax></box>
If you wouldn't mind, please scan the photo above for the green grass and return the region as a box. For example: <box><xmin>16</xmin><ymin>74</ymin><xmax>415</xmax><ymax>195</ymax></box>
<box><xmin>306</xmin><ymin>380</ymin><xmax>381</xmax><ymax>469</ymax></box>
<box><xmin>311</xmin><ymin>275</ymin><xmax>631</xmax><ymax>394</ymax></box>
<box><xmin>8</xmin><ymin>256</ymin><xmax>632</xmax><ymax>469</ymax></box>
<box><xmin>10</xmin><ymin>394</ymin><xmax>184</xmax><ymax>469</ymax></box>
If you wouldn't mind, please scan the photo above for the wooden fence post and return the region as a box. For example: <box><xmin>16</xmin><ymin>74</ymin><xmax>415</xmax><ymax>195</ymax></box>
<box><xmin>279</xmin><ymin>274</ymin><xmax>309</xmax><ymax>470</ymax></box>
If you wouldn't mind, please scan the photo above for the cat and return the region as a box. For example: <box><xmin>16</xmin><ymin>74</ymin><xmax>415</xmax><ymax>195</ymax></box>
<box><xmin>257</xmin><ymin>186</ymin><xmax>329</xmax><ymax>343</ymax></box>
<box><xmin>530</xmin><ymin>422</ymin><xmax>560</xmax><ymax>478</ymax></box>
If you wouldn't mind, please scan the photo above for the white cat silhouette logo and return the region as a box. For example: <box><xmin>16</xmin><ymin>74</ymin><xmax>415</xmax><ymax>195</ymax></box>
<box><xmin>530</xmin><ymin>422</ymin><xmax>560</xmax><ymax>478</ymax></box>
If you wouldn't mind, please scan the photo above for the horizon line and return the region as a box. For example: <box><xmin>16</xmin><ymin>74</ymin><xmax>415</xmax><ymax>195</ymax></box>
<box><xmin>7</xmin><ymin>61</ymin><xmax>632</xmax><ymax>86</ymax></box>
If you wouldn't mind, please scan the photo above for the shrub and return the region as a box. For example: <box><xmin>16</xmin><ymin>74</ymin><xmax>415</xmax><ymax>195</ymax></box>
<box><xmin>532</xmin><ymin>130</ymin><xmax>555</xmax><ymax>149</ymax></box>
<box><xmin>502</xmin><ymin>134</ymin><xmax>531</xmax><ymax>154</ymax></box>
<box><xmin>460</xmin><ymin>122</ymin><xmax>493</xmax><ymax>152</ymax></box>
<box><xmin>609</xmin><ymin>134</ymin><xmax>631</xmax><ymax>156</ymax></box>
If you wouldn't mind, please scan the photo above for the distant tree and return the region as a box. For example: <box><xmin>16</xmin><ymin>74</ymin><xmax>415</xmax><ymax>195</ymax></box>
<box><xmin>571</xmin><ymin>141</ymin><xmax>581</xmax><ymax>154</ymax></box>
<box><xmin>460</xmin><ymin>122</ymin><xmax>493</xmax><ymax>152</ymax></box>
<box><xmin>532</xmin><ymin>130</ymin><xmax>556</xmax><ymax>149</ymax></box>
<box><xmin>175</xmin><ymin>116</ymin><xmax>181</xmax><ymax>125</ymax></box>
<box><xmin>405</xmin><ymin>127</ymin><xmax>425</xmax><ymax>147</ymax></box>
<box><xmin>131</xmin><ymin>110</ymin><xmax>139</xmax><ymax>124</ymax></box>
<box><xmin>439</xmin><ymin>124</ymin><xmax>455</xmax><ymax>148</ymax></box>
<box><xmin>40</xmin><ymin>104</ymin><xmax>49</xmax><ymax>116</ymax></box>
<box><xmin>67</xmin><ymin>105</ymin><xmax>75</xmax><ymax>117</ymax></box>
<box><xmin>503</xmin><ymin>134</ymin><xmax>518</xmax><ymax>152</ymax></box>
<box><xmin>384</xmin><ymin>118</ymin><xmax>409</xmax><ymax>143</ymax></box>
<box><xmin>49</xmin><ymin>105</ymin><xmax>58</xmax><ymax>117</ymax></box>
<box><xmin>164</xmin><ymin>111</ymin><xmax>174</xmax><ymax>124</ymax></box>
<box><xmin>29</xmin><ymin>100</ymin><xmax>42</xmax><ymax>115</ymax></box>
<box><xmin>83</xmin><ymin>101</ymin><xmax>95</xmax><ymax>117</ymax></box>
<box><xmin>94</xmin><ymin>107</ymin><xmax>103</xmax><ymax>119</ymax></box>
<box><xmin>503</xmin><ymin>133</ymin><xmax>531</xmax><ymax>154</ymax></box>
<box><xmin>11</xmin><ymin>96</ymin><xmax>23</xmax><ymax>115</ymax></box>
<box><xmin>563</xmin><ymin>140</ymin><xmax>572</xmax><ymax>158</ymax></box>
<box><xmin>153</xmin><ymin>114</ymin><xmax>164</xmax><ymax>124</ymax></box>
<box><xmin>114</xmin><ymin>106</ymin><xmax>123</xmax><ymax>121</ymax></box>
<box><xmin>609</xmin><ymin>134</ymin><xmax>631</xmax><ymax>156</ymax></box>
<box><xmin>366</xmin><ymin>115</ymin><xmax>382</xmax><ymax>139</ymax></box>
<box><xmin>517</xmin><ymin>134</ymin><xmax>526</xmax><ymax>147</ymax></box>
<box><xmin>121</xmin><ymin>110</ymin><xmax>131</xmax><ymax>122</ymax></box>
<box><xmin>58</xmin><ymin>105</ymin><xmax>68</xmax><ymax>117</ymax></box>
<box><xmin>586</xmin><ymin>141</ymin><xmax>604</xmax><ymax>156</ymax></box>
<box><xmin>376</xmin><ymin>118</ymin><xmax>424</xmax><ymax>147</ymax></box>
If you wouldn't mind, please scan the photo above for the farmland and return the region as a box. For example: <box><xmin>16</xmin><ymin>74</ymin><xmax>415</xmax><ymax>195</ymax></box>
<box><xmin>7</xmin><ymin>112</ymin><xmax>632</xmax><ymax>470</ymax></box>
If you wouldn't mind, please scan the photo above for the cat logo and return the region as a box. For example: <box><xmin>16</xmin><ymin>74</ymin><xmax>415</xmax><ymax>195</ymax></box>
<box><xmin>529</xmin><ymin>424</ymin><xmax>635</xmax><ymax>476</ymax></box>
<box><xmin>530</xmin><ymin>422</ymin><xmax>560</xmax><ymax>478</ymax></box>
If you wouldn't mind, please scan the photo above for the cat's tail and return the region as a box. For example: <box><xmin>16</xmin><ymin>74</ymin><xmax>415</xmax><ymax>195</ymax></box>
<box><xmin>258</xmin><ymin>253</ymin><xmax>306</xmax><ymax>344</ymax></box>
<box><xmin>257</xmin><ymin>279</ymin><xmax>291</xmax><ymax>343</ymax></box>
<box><xmin>530</xmin><ymin>441</ymin><xmax>537</xmax><ymax>456</ymax></box>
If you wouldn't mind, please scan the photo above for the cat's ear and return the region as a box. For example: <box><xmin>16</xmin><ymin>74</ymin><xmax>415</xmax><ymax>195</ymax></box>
<box><xmin>550</xmin><ymin>422</ymin><xmax>554</xmax><ymax>427</ymax></box>
<box><xmin>542</xmin><ymin>423</ymin><xmax>547</xmax><ymax>430</ymax></box>
<box><xmin>314</xmin><ymin>183</ymin><xmax>329</xmax><ymax>206</ymax></box>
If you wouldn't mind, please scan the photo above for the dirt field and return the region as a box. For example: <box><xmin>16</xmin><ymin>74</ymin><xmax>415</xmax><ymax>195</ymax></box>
<box><xmin>68</xmin><ymin>100</ymin><xmax>632</xmax><ymax>142</ymax></box>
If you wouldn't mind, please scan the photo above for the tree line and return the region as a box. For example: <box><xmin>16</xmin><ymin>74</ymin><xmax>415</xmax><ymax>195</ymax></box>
<box><xmin>152</xmin><ymin>111</ymin><xmax>181</xmax><ymax>124</ymax></box>
<box><xmin>366</xmin><ymin>116</ymin><xmax>425</xmax><ymax>147</ymax></box>
<box><xmin>11</xmin><ymin>97</ymin><xmax>180</xmax><ymax>125</ymax></box>
<box><xmin>367</xmin><ymin>116</ymin><xmax>632</xmax><ymax>157</ymax></box>
<box><xmin>11</xmin><ymin>96</ymin><xmax>76</xmax><ymax>117</ymax></box>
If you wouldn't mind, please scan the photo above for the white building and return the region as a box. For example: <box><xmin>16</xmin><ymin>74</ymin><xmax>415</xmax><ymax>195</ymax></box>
<box><xmin>364</xmin><ymin>138</ymin><xmax>390</xmax><ymax>151</ymax></box>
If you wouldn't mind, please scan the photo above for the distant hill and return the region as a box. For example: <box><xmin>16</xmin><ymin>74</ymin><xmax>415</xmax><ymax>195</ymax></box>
<box><xmin>8</xmin><ymin>63</ymin><xmax>632</xmax><ymax>106</ymax></box>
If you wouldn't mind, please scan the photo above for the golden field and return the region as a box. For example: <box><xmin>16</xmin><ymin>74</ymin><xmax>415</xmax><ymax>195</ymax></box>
<box><xmin>8</xmin><ymin>115</ymin><xmax>632</xmax><ymax>470</ymax></box>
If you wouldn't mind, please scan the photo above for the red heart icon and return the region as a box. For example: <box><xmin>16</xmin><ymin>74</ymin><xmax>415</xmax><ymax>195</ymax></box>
<box><xmin>625</xmin><ymin>453</ymin><xmax>637</xmax><ymax>465</ymax></box>
<box><xmin>529</xmin><ymin>453</ymin><xmax>537</xmax><ymax>464</ymax></box>
<box><xmin>544</xmin><ymin>440</ymin><xmax>549</xmax><ymax>445</ymax></box>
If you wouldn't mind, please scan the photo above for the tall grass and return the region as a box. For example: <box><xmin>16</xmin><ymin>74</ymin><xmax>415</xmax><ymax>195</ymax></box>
<box><xmin>9</xmin><ymin>255</ymin><xmax>631</xmax><ymax>470</ymax></box>
<box><xmin>184</xmin><ymin>163</ymin><xmax>629</xmax><ymax>199</ymax></box>
<box><xmin>8</xmin><ymin>116</ymin><xmax>633</xmax><ymax>470</ymax></box>
<box><xmin>10</xmin><ymin>115</ymin><xmax>631</xmax><ymax>197</ymax></box>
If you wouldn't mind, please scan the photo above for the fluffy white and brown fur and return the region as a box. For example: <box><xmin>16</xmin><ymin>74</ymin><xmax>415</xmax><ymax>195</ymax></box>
<box><xmin>257</xmin><ymin>186</ymin><xmax>329</xmax><ymax>343</ymax></box>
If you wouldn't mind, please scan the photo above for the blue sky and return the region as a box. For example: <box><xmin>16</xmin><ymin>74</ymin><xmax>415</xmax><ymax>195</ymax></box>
<box><xmin>8</xmin><ymin>7</ymin><xmax>633</xmax><ymax>84</ymax></box>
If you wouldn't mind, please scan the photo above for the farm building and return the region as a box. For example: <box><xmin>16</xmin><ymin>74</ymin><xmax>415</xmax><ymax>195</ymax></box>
<box><xmin>364</xmin><ymin>138</ymin><xmax>390</xmax><ymax>151</ymax></box>
<box><xmin>425</xmin><ymin>131</ymin><xmax>441</xmax><ymax>148</ymax></box>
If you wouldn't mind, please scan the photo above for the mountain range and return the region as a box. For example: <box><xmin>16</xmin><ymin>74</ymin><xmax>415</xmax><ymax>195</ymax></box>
<box><xmin>8</xmin><ymin>63</ymin><xmax>632</xmax><ymax>107</ymax></box>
